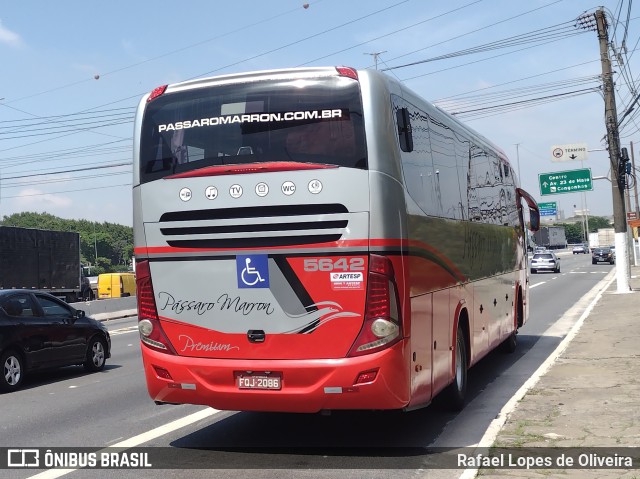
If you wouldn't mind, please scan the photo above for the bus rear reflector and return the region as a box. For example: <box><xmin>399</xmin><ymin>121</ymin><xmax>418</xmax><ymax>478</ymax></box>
<box><xmin>354</xmin><ymin>369</ymin><xmax>378</xmax><ymax>385</ymax></box>
<box><xmin>348</xmin><ymin>255</ymin><xmax>401</xmax><ymax>357</ymax></box>
<box><xmin>153</xmin><ymin>365</ymin><xmax>173</xmax><ymax>380</ymax></box>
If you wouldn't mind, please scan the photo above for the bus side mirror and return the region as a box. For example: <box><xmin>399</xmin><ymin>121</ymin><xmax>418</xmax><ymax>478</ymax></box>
<box><xmin>516</xmin><ymin>187</ymin><xmax>540</xmax><ymax>232</ymax></box>
<box><xmin>529</xmin><ymin>209</ymin><xmax>540</xmax><ymax>232</ymax></box>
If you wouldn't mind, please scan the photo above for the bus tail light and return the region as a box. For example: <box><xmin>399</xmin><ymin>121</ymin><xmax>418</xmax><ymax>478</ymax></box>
<box><xmin>135</xmin><ymin>260</ymin><xmax>176</xmax><ymax>354</ymax></box>
<box><xmin>348</xmin><ymin>255</ymin><xmax>402</xmax><ymax>357</ymax></box>
<box><xmin>147</xmin><ymin>84</ymin><xmax>167</xmax><ymax>102</ymax></box>
<box><xmin>336</xmin><ymin>66</ymin><xmax>358</xmax><ymax>80</ymax></box>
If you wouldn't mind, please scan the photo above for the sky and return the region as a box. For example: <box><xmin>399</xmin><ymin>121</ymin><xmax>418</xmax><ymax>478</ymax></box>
<box><xmin>1</xmin><ymin>0</ymin><xmax>639</xmax><ymax>227</ymax></box>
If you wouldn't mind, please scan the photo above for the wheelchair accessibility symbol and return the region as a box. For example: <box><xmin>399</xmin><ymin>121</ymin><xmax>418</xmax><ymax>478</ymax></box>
<box><xmin>236</xmin><ymin>254</ymin><xmax>269</xmax><ymax>288</ymax></box>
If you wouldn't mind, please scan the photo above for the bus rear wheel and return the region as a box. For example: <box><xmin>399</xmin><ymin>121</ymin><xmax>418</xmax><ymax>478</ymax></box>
<box><xmin>446</xmin><ymin>323</ymin><xmax>468</xmax><ymax>411</ymax></box>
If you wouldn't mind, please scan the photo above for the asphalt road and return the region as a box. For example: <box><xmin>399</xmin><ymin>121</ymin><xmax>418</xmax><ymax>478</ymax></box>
<box><xmin>1</xmin><ymin>252</ymin><xmax>614</xmax><ymax>479</ymax></box>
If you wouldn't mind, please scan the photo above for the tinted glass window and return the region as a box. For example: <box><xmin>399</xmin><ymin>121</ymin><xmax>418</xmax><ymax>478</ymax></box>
<box><xmin>35</xmin><ymin>295</ymin><xmax>72</xmax><ymax>317</ymax></box>
<box><xmin>1</xmin><ymin>294</ymin><xmax>35</xmax><ymax>317</ymax></box>
<box><xmin>140</xmin><ymin>77</ymin><xmax>367</xmax><ymax>183</ymax></box>
<box><xmin>533</xmin><ymin>254</ymin><xmax>554</xmax><ymax>260</ymax></box>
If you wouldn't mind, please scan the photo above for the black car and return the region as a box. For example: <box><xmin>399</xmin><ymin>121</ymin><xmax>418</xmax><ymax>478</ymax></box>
<box><xmin>0</xmin><ymin>290</ymin><xmax>111</xmax><ymax>392</ymax></box>
<box><xmin>592</xmin><ymin>247</ymin><xmax>615</xmax><ymax>265</ymax></box>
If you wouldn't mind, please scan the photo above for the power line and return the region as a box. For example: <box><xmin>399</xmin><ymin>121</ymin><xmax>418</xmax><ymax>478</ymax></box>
<box><xmin>1</xmin><ymin>2</ymin><xmax>320</xmax><ymax>106</ymax></box>
<box><xmin>0</xmin><ymin>182</ymin><xmax>131</xmax><ymax>200</ymax></box>
<box><xmin>383</xmin><ymin>18</ymin><xmax>590</xmax><ymax>72</ymax></box>
<box><xmin>2</xmin><ymin>162</ymin><xmax>131</xmax><ymax>180</ymax></box>
<box><xmin>0</xmin><ymin>1</ymin><xmax>636</xmax><ymax>190</ymax></box>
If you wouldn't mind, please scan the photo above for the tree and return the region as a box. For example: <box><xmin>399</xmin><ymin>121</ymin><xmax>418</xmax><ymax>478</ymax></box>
<box><xmin>1</xmin><ymin>212</ymin><xmax>133</xmax><ymax>274</ymax></box>
<box><xmin>587</xmin><ymin>216</ymin><xmax>613</xmax><ymax>233</ymax></box>
<box><xmin>557</xmin><ymin>223</ymin><xmax>583</xmax><ymax>244</ymax></box>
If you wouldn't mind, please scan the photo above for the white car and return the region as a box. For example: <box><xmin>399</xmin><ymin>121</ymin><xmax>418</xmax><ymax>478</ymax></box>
<box><xmin>572</xmin><ymin>245</ymin><xmax>587</xmax><ymax>254</ymax></box>
<box><xmin>530</xmin><ymin>252</ymin><xmax>560</xmax><ymax>274</ymax></box>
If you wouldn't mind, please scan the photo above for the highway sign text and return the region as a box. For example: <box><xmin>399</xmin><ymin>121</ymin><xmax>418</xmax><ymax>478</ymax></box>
<box><xmin>539</xmin><ymin>168</ymin><xmax>593</xmax><ymax>196</ymax></box>
<box><xmin>550</xmin><ymin>143</ymin><xmax>588</xmax><ymax>162</ymax></box>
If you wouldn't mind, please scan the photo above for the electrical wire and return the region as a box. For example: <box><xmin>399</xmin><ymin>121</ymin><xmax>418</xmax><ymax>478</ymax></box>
<box><xmin>0</xmin><ymin>1</ymin><xmax>638</xmax><ymax>201</ymax></box>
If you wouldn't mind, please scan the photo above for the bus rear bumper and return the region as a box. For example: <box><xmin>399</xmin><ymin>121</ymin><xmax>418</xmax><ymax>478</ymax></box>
<box><xmin>141</xmin><ymin>341</ymin><xmax>410</xmax><ymax>413</ymax></box>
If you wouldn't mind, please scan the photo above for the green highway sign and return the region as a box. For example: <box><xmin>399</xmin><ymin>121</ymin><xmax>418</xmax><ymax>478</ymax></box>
<box><xmin>538</xmin><ymin>201</ymin><xmax>557</xmax><ymax>216</ymax></box>
<box><xmin>538</xmin><ymin>168</ymin><xmax>593</xmax><ymax>196</ymax></box>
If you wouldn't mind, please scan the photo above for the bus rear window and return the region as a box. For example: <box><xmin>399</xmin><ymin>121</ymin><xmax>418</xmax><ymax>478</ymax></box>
<box><xmin>139</xmin><ymin>77</ymin><xmax>367</xmax><ymax>183</ymax></box>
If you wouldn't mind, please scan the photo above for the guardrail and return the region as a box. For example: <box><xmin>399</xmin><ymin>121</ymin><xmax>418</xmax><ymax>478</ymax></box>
<box><xmin>70</xmin><ymin>296</ymin><xmax>137</xmax><ymax>321</ymax></box>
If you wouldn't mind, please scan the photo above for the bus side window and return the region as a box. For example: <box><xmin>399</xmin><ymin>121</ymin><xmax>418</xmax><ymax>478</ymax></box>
<box><xmin>396</xmin><ymin>108</ymin><xmax>413</xmax><ymax>153</ymax></box>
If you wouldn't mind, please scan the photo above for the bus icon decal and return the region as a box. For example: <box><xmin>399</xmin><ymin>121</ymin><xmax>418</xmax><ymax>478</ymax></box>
<box><xmin>237</xmin><ymin>254</ymin><xmax>269</xmax><ymax>288</ymax></box>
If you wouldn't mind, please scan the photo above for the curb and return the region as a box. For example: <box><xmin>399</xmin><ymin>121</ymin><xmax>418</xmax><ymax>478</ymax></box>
<box><xmin>457</xmin><ymin>267</ymin><xmax>617</xmax><ymax>479</ymax></box>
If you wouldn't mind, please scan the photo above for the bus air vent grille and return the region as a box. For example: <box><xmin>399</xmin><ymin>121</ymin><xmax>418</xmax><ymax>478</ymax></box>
<box><xmin>158</xmin><ymin>204</ymin><xmax>349</xmax><ymax>248</ymax></box>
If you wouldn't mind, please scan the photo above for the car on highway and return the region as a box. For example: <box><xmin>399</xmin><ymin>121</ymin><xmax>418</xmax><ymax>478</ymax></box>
<box><xmin>0</xmin><ymin>290</ymin><xmax>111</xmax><ymax>392</ymax></box>
<box><xmin>592</xmin><ymin>247</ymin><xmax>615</xmax><ymax>265</ymax></box>
<box><xmin>530</xmin><ymin>251</ymin><xmax>561</xmax><ymax>274</ymax></box>
<box><xmin>572</xmin><ymin>244</ymin><xmax>588</xmax><ymax>254</ymax></box>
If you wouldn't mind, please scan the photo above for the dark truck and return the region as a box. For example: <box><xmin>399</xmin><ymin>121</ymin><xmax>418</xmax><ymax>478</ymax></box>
<box><xmin>0</xmin><ymin>226</ymin><xmax>90</xmax><ymax>302</ymax></box>
<box><xmin>532</xmin><ymin>225</ymin><xmax>567</xmax><ymax>250</ymax></box>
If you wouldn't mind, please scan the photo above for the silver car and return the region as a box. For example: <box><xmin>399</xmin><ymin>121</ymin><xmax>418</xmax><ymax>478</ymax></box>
<box><xmin>530</xmin><ymin>252</ymin><xmax>560</xmax><ymax>274</ymax></box>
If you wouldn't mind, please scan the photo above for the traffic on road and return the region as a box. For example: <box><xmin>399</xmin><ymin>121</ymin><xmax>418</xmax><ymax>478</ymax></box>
<box><xmin>0</xmin><ymin>252</ymin><xmax>613</xmax><ymax>479</ymax></box>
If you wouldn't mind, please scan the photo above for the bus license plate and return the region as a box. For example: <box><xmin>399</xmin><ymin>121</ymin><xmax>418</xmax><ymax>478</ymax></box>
<box><xmin>237</xmin><ymin>373</ymin><xmax>281</xmax><ymax>390</ymax></box>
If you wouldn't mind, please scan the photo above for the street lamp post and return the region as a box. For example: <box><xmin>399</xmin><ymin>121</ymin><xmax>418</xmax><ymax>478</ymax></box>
<box><xmin>93</xmin><ymin>223</ymin><xmax>98</xmax><ymax>266</ymax></box>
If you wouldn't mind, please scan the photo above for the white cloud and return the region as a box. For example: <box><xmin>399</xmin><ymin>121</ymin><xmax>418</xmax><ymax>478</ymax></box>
<box><xmin>0</xmin><ymin>20</ymin><xmax>24</xmax><ymax>48</ymax></box>
<box><xmin>16</xmin><ymin>188</ymin><xmax>72</xmax><ymax>209</ymax></box>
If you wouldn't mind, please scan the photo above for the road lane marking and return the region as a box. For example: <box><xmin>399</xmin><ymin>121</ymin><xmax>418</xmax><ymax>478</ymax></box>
<box><xmin>529</xmin><ymin>282</ymin><xmax>546</xmax><ymax>288</ymax></box>
<box><xmin>109</xmin><ymin>326</ymin><xmax>138</xmax><ymax>336</ymax></box>
<box><xmin>26</xmin><ymin>407</ymin><xmax>219</xmax><ymax>479</ymax></box>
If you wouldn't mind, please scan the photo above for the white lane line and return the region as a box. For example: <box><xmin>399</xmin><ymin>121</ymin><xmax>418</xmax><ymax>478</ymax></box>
<box><xmin>26</xmin><ymin>408</ymin><xmax>219</xmax><ymax>479</ymax></box>
<box><xmin>529</xmin><ymin>282</ymin><xmax>546</xmax><ymax>288</ymax></box>
<box><xmin>109</xmin><ymin>326</ymin><xmax>138</xmax><ymax>336</ymax></box>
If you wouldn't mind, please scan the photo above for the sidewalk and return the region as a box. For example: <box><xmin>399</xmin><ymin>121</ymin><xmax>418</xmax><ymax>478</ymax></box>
<box><xmin>475</xmin><ymin>265</ymin><xmax>640</xmax><ymax>478</ymax></box>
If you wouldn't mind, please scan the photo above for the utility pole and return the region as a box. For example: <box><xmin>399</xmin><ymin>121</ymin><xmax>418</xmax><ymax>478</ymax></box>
<box><xmin>631</xmin><ymin>141</ymin><xmax>639</xmax><ymax>217</ymax></box>
<box><xmin>364</xmin><ymin>51</ymin><xmax>387</xmax><ymax>70</ymax></box>
<box><xmin>514</xmin><ymin>143</ymin><xmax>522</xmax><ymax>181</ymax></box>
<box><xmin>596</xmin><ymin>8</ymin><xmax>630</xmax><ymax>292</ymax></box>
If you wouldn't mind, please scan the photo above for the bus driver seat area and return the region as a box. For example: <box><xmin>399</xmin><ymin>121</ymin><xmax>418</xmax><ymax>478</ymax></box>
<box><xmin>285</xmin><ymin>120</ymin><xmax>356</xmax><ymax>161</ymax></box>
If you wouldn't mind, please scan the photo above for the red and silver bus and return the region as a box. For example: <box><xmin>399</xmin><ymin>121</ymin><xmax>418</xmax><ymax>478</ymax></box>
<box><xmin>133</xmin><ymin>66</ymin><xmax>540</xmax><ymax>413</ymax></box>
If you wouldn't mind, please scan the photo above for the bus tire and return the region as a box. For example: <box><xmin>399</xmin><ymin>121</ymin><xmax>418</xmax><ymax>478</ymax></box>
<box><xmin>501</xmin><ymin>331</ymin><xmax>517</xmax><ymax>354</ymax></box>
<box><xmin>502</xmin><ymin>290</ymin><xmax>521</xmax><ymax>353</ymax></box>
<box><xmin>446</xmin><ymin>323</ymin><xmax>468</xmax><ymax>411</ymax></box>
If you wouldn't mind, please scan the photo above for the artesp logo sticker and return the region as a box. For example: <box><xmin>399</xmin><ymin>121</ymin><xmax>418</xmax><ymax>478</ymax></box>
<box><xmin>330</xmin><ymin>272</ymin><xmax>364</xmax><ymax>290</ymax></box>
<box><xmin>237</xmin><ymin>254</ymin><xmax>269</xmax><ymax>288</ymax></box>
<box><xmin>331</xmin><ymin>273</ymin><xmax>363</xmax><ymax>281</ymax></box>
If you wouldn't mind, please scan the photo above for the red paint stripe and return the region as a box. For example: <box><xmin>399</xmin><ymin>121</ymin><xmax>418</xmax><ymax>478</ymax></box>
<box><xmin>134</xmin><ymin>238</ymin><xmax>460</xmax><ymax>254</ymax></box>
<box><xmin>134</xmin><ymin>238</ymin><xmax>370</xmax><ymax>254</ymax></box>
<box><xmin>165</xmin><ymin>161</ymin><xmax>337</xmax><ymax>179</ymax></box>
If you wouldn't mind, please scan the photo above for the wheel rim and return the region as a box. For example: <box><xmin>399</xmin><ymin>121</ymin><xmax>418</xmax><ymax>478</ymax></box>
<box><xmin>4</xmin><ymin>355</ymin><xmax>21</xmax><ymax>386</ymax></box>
<box><xmin>92</xmin><ymin>342</ymin><xmax>105</xmax><ymax>367</ymax></box>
